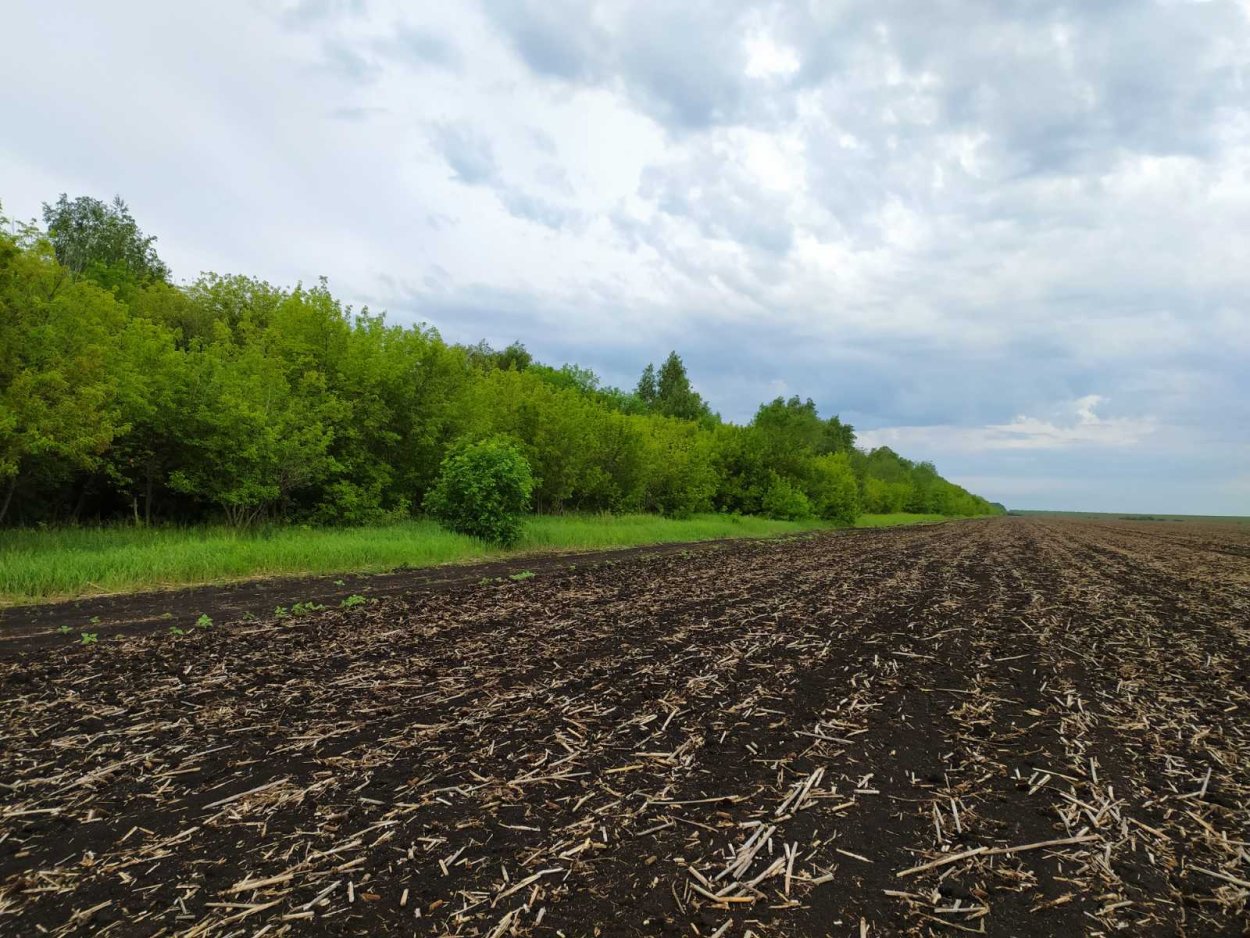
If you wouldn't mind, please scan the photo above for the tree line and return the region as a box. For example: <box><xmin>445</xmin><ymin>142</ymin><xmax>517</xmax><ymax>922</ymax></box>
<box><xmin>0</xmin><ymin>195</ymin><xmax>1003</xmax><ymax>528</ymax></box>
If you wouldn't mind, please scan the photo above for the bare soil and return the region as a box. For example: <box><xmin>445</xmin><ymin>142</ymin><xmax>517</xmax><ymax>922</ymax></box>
<box><xmin>0</xmin><ymin>538</ymin><xmax>763</xmax><ymax>652</ymax></box>
<box><xmin>1</xmin><ymin>518</ymin><xmax>1247</xmax><ymax>936</ymax></box>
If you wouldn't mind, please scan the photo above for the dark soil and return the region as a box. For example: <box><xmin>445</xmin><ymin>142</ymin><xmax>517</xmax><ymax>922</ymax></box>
<box><xmin>1</xmin><ymin>518</ymin><xmax>1247</xmax><ymax>937</ymax></box>
<box><xmin>0</xmin><ymin>536</ymin><xmax>783</xmax><ymax>652</ymax></box>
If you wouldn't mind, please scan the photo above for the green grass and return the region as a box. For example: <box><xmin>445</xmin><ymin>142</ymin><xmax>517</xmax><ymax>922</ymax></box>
<box><xmin>854</xmin><ymin>512</ymin><xmax>951</xmax><ymax>527</ymax></box>
<box><xmin>0</xmin><ymin>513</ymin><xmax>838</xmax><ymax>606</ymax></box>
<box><xmin>0</xmin><ymin>511</ymin><xmax>967</xmax><ymax>606</ymax></box>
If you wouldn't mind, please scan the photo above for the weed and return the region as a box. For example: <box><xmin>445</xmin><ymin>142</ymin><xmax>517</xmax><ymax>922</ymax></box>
<box><xmin>241</xmin><ymin>610</ymin><xmax>257</xmax><ymax>621</ymax></box>
<box><xmin>334</xmin><ymin>579</ymin><xmax>346</xmax><ymax>587</ymax></box>
<box><xmin>170</xmin><ymin>626</ymin><xmax>185</xmax><ymax>636</ymax></box>
<box><xmin>340</xmin><ymin>594</ymin><xmax>366</xmax><ymax>609</ymax></box>
<box><xmin>160</xmin><ymin>612</ymin><xmax>173</xmax><ymax>620</ymax></box>
<box><xmin>291</xmin><ymin>601</ymin><xmax>326</xmax><ymax>616</ymax></box>
<box><xmin>89</xmin><ymin>615</ymin><xmax>101</xmax><ymax>624</ymax></box>
<box><xmin>196</xmin><ymin>613</ymin><xmax>212</xmax><ymax>629</ymax></box>
<box><xmin>274</xmin><ymin>605</ymin><xmax>290</xmax><ymax>619</ymax></box>
<box><xmin>57</xmin><ymin>625</ymin><xmax>72</xmax><ymax>635</ymax></box>
<box><xmin>80</xmin><ymin>632</ymin><xmax>98</xmax><ymax>645</ymax></box>
<box><xmin>509</xmin><ymin>570</ymin><xmax>535</xmax><ymax>582</ymax></box>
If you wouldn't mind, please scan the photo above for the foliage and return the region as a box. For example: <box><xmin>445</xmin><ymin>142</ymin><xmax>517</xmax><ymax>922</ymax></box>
<box><xmin>424</xmin><ymin>437</ymin><xmax>535</xmax><ymax>545</ymax></box>
<box><xmin>0</xmin><ymin>194</ymin><xmax>1002</xmax><ymax>534</ymax></box>
<box><xmin>761</xmin><ymin>474</ymin><xmax>813</xmax><ymax>521</ymax></box>
<box><xmin>42</xmin><ymin>194</ymin><xmax>169</xmax><ymax>291</ymax></box>
<box><xmin>806</xmin><ymin>453</ymin><xmax>860</xmax><ymax>524</ymax></box>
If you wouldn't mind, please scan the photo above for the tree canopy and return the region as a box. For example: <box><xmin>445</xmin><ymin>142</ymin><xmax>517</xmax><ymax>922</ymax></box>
<box><xmin>0</xmin><ymin>195</ymin><xmax>1003</xmax><ymax>527</ymax></box>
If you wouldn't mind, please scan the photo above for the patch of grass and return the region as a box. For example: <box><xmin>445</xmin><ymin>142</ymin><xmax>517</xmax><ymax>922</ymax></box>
<box><xmin>508</xmin><ymin>570</ymin><xmax>535</xmax><ymax>582</ymax></box>
<box><xmin>0</xmin><ymin>513</ymin><xmax>843</xmax><ymax>606</ymax></box>
<box><xmin>854</xmin><ymin>513</ymin><xmax>951</xmax><ymax>528</ymax></box>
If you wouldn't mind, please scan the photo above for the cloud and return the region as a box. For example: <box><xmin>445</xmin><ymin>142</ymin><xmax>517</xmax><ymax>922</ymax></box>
<box><xmin>428</xmin><ymin>122</ymin><xmax>498</xmax><ymax>185</ymax></box>
<box><xmin>1</xmin><ymin>0</ymin><xmax>1247</xmax><ymax>513</ymax></box>
<box><xmin>426</xmin><ymin>122</ymin><xmax>578</xmax><ymax>229</ymax></box>
<box><xmin>858</xmin><ymin>396</ymin><xmax>1158</xmax><ymax>453</ymax></box>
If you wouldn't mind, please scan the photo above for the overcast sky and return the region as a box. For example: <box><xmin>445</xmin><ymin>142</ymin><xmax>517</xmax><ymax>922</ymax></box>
<box><xmin>3</xmin><ymin>1</ymin><xmax>1248</xmax><ymax>514</ymax></box>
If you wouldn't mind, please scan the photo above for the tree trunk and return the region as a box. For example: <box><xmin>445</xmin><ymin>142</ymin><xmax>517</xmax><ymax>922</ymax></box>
<box><xmin>0</xmin><ymin>477</ymin><xmax>15</xmax><ymax>525</ymax></box>
<box><xmin>70</xmin><ymin>481</ymin><xmax>89</xmax><ymax>523</ymax></box>
<box><xmin>144</xmin><ymin>463</ymin><xmax>155</xmax><ymax>526</ymax></box>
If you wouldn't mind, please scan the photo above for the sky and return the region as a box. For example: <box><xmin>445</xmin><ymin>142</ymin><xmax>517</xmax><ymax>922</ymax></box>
<box><xmin>2</xmin><ymin>1</ymin><xmax>1248</xmax><ymax>514</ymax></box>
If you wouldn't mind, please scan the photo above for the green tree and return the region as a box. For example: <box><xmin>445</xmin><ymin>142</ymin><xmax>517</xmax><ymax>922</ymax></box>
<box><xmin>0</xmin><ymin>226</ymin><xmax>126</xmax><ymax>523</ymax></box>
<box><xmin>636</xmin><ymin>363</ymin><xmax>658</xmax><ymax>406</ymax></box>
<box><xmin>654</xmin><ymin>351</ymin><xmax>711</xmax><ymax>422</ymax></box>
<box><xmin>169</xmin><ymin>337</ymin><xmax>339</xmax><ymax>525</ymax></box>
<box><xmin>105</xmin><ymin>317</ymin><xmax>187</xmax><ymax>524</ymax></box>
<box><xmin>41</xmin><ymin>194</ymin><xmax>169</xmax><ymax>292</ymax></box>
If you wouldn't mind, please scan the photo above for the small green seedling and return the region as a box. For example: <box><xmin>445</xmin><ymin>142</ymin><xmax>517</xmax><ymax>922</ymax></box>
<box><xmin>340</xmin><ymin>594</ymin><xmax>366</xmax><ymax>609</ymax></box>
<box><xmin>57</xmin><ymin>625</ymin><xmax>72</xmax><ymax>635</ymax></box>
<box><xmin>334</xmin><ymin>579</ymin><xmax>347</xmax><ymax>587</ymax></box>
<box><xmin>196</xmin><ymin>614</ymin><xmax>213</xmax><ymax>629</ymax></box>
<box><xmin>291</xmin><ymin>601</ymin><xmax>326</xmax><ymax>616</ymax></box>
<box><xmin>509</xmin><ymin>570</ymin><xmax>535</xmax><ymax>582</ymax></box>
<box><xmin>170</xmin><ymin>626</ymin><xmax>185</xmax><ymax>636</ymax></box>
<box><xmin>89</xmin><ymin>615</ymin><xmax>101</xmax><ymax>625</ymax></box>
<box><xmin>274</xmin><ymin>606</ymin><xmax>290</xmax><ymax>619</ymax></box>
<box><xmin>478</xmin><ymin>577</ymin><xmax>493</xmax><ymax>585</ymax></box>
<box><xmin>159</xmin><ymin>612</ymin><xmax>174</xmax><ymax>620</ymax></box>
<box><xmin>241</xmin><ymin>610</ymin><xmax>257</xmax><ymax>622</ymax></box>
<box><xmin>80</xmin><ymin>632</ymin><xmax>98</xmax><ymax>646</ymax></box>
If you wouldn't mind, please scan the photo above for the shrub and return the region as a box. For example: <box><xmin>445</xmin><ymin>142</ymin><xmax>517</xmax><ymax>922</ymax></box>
<box><xmin>807</xmin><ymin>453</ymin><xmax>860</xmax><ymax>524</ymax></box>
<box><xmin>424</xmin><ymin>437</ymin><xmax>535</xmax><ymax>545</ymax></box>
<box><xmin>761</xmin><ymin>473</ymin><xmax>812</xmax><ymax>521</ymax></box>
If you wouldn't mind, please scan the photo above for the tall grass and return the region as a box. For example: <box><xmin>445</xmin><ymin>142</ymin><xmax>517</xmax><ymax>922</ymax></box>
<box><xmin>0</xmin><ymin>511</ymin><xmax>952</xmax><ymax>606</ymax></box>
<box><xmin>0</xmin><ymin>513</ymin><xmax>832</xmax><ymax>606</ymax></box>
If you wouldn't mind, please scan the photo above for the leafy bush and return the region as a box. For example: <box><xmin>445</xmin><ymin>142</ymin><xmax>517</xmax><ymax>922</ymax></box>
<box><xmin>761</xmin><ymin>474</ymin><xmax>812</xmax><ymax>521</ymax></box>
<box><xmin>807</xmin><ymin>453</ymin><xmax>860</xmax><ymax>524</ymax></box>
<box><xmin>424</xmin><ymin>437</ymin><xmax>535</xmax><ymax>545</ymax></box>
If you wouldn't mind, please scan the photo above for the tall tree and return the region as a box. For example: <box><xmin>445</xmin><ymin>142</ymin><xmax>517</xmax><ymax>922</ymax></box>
<box><xmin>0</xmin><ymin>226</ymin><xmax>126</xmax><ymax>522</ymax></box>
<box><xmin>41</xmin><ymin>194</ymin><xmax>169</xmax><ymax>292</ymax></box>
<box><xmin>654</xmin><ymin>351</ymin><xmax>709</xmax><ymax>422</ymax></box>
<box><xmin>635</xmin><ymin>363</ymin><xmax>657</xmax><ymax>405</ymax></box>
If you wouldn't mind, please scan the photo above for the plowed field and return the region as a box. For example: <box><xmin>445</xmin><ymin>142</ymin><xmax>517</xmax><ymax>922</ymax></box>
<box><xmin>2</xmin><ymin>519</ymin><xmax>1248</xmax><ymax>936</ymax></box>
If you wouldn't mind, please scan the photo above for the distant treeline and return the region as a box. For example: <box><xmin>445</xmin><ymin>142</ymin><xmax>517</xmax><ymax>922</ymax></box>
<box><xmin>0</xmin><ymin>195</ymin><xmax>1003</xmax><ymax>527</ymax></box>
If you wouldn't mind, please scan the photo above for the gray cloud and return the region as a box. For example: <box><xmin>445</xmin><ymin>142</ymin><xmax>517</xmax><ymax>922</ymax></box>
<box><xmin>427</xmin><ymin>122</ymin><xmax>578</xmax><ymax>230</ymax></box>
<box><xmin>428</xmin><ymin>122</ymin><xmax>498</xmax><ymax>184</ymax></box>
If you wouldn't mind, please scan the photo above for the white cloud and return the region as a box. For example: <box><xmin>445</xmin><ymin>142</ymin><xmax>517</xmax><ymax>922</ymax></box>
<box><xmin>858</xmin><ymin>396</ymin><xmax>1158</xmax><ymax>453</ymax></box>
